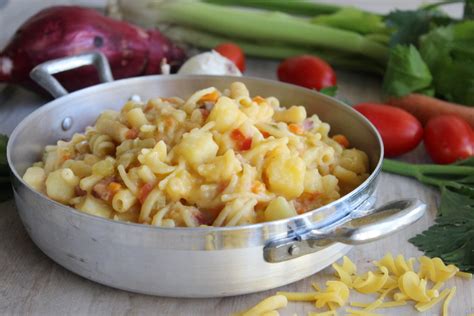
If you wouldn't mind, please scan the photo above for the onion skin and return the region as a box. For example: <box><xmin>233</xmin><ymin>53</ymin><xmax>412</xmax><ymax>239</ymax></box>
<box><xmin>0</xmin><ymin>6</ymin><xmax>186</xmax><ymax>93</ymax></box>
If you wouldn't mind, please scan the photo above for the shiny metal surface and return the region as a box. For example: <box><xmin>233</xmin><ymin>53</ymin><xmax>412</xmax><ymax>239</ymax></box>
<box><xmin>7</xmin><ymin>54</ymin><xmax>425</xmax><ymax>297</ymax></box>
<box><xmin>30</xmin><ymin>52</ymin><xmax>113</xmax><ymax>98</ymax></box>
<box><xmin>264</xmin><ymin>199</ymin><xmax>426</xmax><ymax>262</ymax></box>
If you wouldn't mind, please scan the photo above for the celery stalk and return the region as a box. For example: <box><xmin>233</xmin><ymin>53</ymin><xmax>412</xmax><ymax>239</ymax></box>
<box><xmin>202</xmin><ymin>0</ymin><xmax>341</xmax><ymax>16</ymax></box>
<box><xmin>164</xmin><ymin>26</ymin><xmax>385</xmax><ymax>75</ymax></box>
<box><xmin>118</xmin><ymin>0</ymin><xmax>388</xmax><ymax>64</ymax></box>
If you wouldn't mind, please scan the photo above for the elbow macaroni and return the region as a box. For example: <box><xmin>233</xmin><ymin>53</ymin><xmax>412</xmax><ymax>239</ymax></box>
<box><xmin>22</xmin><ymin>82</ymin><xmax>370</xmax><ymax>227</ymax></box>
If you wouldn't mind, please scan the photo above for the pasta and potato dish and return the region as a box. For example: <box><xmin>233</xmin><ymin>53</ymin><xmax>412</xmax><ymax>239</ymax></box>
<box><xmin>23</xmin><ymin>82</ymin><xmax>369</xmax><ymax>227</ymax></box>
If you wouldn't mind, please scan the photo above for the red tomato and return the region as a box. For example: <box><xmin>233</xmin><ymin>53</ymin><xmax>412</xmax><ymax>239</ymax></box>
<box><xmin>231</xmin><ymin>129</ymin><xmax>252</xmax><ymax>151</ymax></box>
<box><xmin>424</xmin><ymin>115</ymin><xmax>474</xmax><ymax>164</ymax></box>
<box><xmin>214</xmin><ymin>43</ymin><xmax>246</xmax><ymax>72</ymax></box>
<box><xmin>354</xmin><ymin>103</ymin><xmax>423</xmax><ymax>157</ymax></box>
<box><xmin>277</xmin><ymin>55</ymin><xmax>336</xmax><ymax>91</ymax></box>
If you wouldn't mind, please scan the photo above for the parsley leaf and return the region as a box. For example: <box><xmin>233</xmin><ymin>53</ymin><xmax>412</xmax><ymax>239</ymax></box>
<box><xmin>410</xmin><ymin>187</ymin><xmax>474</xmax><ymax>272</ymax></box>
<box><xmin>319</xmin><ymin>86</ymin><xmax>338</xmax><ymax>97</ymax></box>
<box><xmin>385</xmin><ymin>9</ymin><xmax>452</xmax><ymax>47</ymax></box>
<box><xmin>419</xmin><ymin>21</ymin><xmax>474</xmax><ymax>106</ymax></box>
<box><xmin>382</xmin><ymin>44</ymin><xmax>433</xmax><ymax>97</ymax></box>
<box><xmin>383</xmin><ymin>158</ymin><xmax>474</xmax><ymax>272</ymax></box>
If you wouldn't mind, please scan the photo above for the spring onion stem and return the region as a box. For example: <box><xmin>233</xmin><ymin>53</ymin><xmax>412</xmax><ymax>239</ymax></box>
<box><xmin>382</xmin><ymin>159</ymin><xmax>474</xmax><ymax>189</ymax></box>
<box><xmin>143</xmin><ymin>0</ymin><xmax>389</xmax><ymax>63</ymax></box>
<box><xmin>164</xmin><ymin>26</ymin><xmax>385</xmax><ymax>75</ymax></box>
<box><xmin>203</xmin><ymin>0</ymin><xmax>342</xmax><ymax>16</ymax></box>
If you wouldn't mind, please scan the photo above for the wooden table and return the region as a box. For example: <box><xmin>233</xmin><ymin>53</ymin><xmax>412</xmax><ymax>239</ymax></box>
<box><xmin>0</xmin><ymin>1</ymin><xmax>472</xmax><ymax>315</ymax></box>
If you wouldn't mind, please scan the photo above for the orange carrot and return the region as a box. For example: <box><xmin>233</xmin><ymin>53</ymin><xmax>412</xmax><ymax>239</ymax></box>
<box><xmin>199</xmin><ymin>90</ymin><xmax>220</xmax><ymax>103</ymax></box>
<box><xmin>251</xmin><ymin>180</ymin><xmax>265</xmax><ymax>194</ymax></box>
<box><xmin>387</xmin><ymin>94</ymin><xmax>474</xmax><ymax>128</ymax></box>
<box><xmin>333</xmin><ymin>134</ymin><xmax>349</xmax><ymax>148</ymax></box>
<box><xmin>288</xmin><ymin>123</ymin><xmax>303</xmax><ymax>135</ymax></box>
<box><xmin>252</xmin><ymin>96</ymin><xmax>266</xmax><ymax>104</ymax></box>
<box><xmin>107</xmin><ymin>182</ymin><xmax>122</xmax><ymax>194</ymax></box>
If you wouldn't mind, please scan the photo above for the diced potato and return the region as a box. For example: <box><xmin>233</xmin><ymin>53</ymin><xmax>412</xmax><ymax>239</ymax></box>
<box><xmin>264</xmin><ymin>154</ymin><xmax>305</xmax><ymax>200</ymax></box>
<box><xmin>175</xmin><ymin>129</ymin><xmax>218</xmax><ymax>167</ymax></box>
<box><xmin>273</xmin><ymin>106</ymin><xmax>307</xmax><ymax>123</ymax></box>
<box><xmin>207</xmin><ymin>96</ymin><xmax>247</xmax><ymax>132</ymax></box>
<box><xmin>339</xmin><ymin>149</ymin><xmax>369</xmax><ymax>174</ymax></box>
<box><xmin>23</xmin><ymin>166</ymin><xmax>46</xmax><ymax>192</ymax></box>
<box><xmin>264</xmin><ymin>196</ymin><xmax>297</xmax><ymax>221</ymax></box>
<box><xmin>45</xmin><ymin>168</ymin><xmax>79</xmax><ymax>204</ymax></box>
<box><xmin>197</xmin><ymin>149</ymin><xmax>242</xmax><ymax>182</ymax></box>
<box><xmin>333</xmin><ymin>165</ymin><xmax>360</xmax><ymax>187</ymax></box>
<box><xmin>77</xmin><ymin>195</ymin><xmax>114</xmax><ymax>218</ymax></box>
<box><xmin>241</xmin><ymin>102</ymin><xmax>274</xmax><ymax>124</ymax></box>
<box><xmin>165</xmin><ymin>169</ymin><xmax>194</xmax><ymax>201</ymax></box>
<box><xmin>304</xmin><ymin>169</ymin><xmax>323</xmax><ymax>193</ymax></box>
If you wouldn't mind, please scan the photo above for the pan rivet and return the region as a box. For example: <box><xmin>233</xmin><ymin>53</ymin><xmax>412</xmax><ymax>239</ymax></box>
<box><xmin>288</xmin><ymin>245</ymin><xmax>300</xmax><ymax>256</ymax></box>
<box><xmin>62</xmin><ymin>117</ymin><xmax>73</xmax><ymax>131</ymax></box>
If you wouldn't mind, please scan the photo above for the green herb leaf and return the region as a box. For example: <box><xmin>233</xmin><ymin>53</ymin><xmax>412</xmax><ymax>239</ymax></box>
<box><xmin>410</xmin><ymin>187</ymin><xmax>474</xmax><ymax>273</ymax></box>
<box><xmin>385</xmin><ymin>9</ymin><xmax>452</xmax><ymax>47</ymax></box>
<box><xmin>382</xmin><ymin>158</ymin><xmax>474</xmax><ymax>272</ymax></box>
<box><xmin>420</xmin><ymin>21</ymin><xmax>474</xmax><ymax>106</ymax></box>
<box><xmin>319</xmin><ymin>86</ymin><xmax>338</xmax><ymax>97</ymax></box>
<box><xmin>382</xmin><ymin>44</ymin><xmax>433</xmax><ymax>97</ymax></box>
<box><xmin>311</xmin><ymin>7</ymin><xmax>386</xmax><ymax>35</ymax></box>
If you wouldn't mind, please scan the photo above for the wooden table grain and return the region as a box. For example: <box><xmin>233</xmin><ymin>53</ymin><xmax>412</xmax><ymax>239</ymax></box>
<box><xmin>0</xmin><ymin>1</ymin><xmax>472</xmax><ymax>315</ymax></box>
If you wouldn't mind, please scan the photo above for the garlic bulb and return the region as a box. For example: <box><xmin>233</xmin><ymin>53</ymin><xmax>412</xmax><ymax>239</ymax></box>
<box><xmin>177</xmin><ymin>51</ymin><xmax>242</xmax><ymax>76</ymax></box>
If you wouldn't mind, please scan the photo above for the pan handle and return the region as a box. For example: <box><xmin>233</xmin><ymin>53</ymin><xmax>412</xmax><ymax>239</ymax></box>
<box><xmin>263</xmin><ymin>198</ymin><xmax>426</xmax><ymax>263</ymax></box>
<box><xmin>30</xmin><ymin>52</ymin><xmax>114</xmax><ymax>98</ymax></box>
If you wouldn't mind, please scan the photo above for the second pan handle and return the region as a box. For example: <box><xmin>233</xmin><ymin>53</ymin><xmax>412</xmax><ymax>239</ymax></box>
<box><xmin>264</xmin><ymin>198</ymin><xmax>426</xmax><ymax>263</ymax></box>
<box><xmin>30</xmin><ymin>52</ymin><xmax>114</xmax><ymax>98</ymax></box>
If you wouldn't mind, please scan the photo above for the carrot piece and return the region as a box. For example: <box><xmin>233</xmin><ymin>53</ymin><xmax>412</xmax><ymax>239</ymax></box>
<box><xmin>261</xmin><ymin>130</ymin><xmax>270</xmax><ymax>138</ymax></box>
<box><xmin>252</xmin><ymin>96</ymin><xmax>266</xmax><ymax>104</ymax></box>
<box><xmin>333</xmin><ymin>134</ymin><xmax>349</xmax><ymax>148</ymax></box>
<box><xmin>107</xmin><ymin>182</ymin><xmax>122</xmax><ymax>194</ymax></box>
<box><xmin>199</xmin><ymin>90</ymin><xmax>220</xmax><ymax>103</ymax></box>
<box><xmin>251</xmin><ymin>180</ymin><xmax>265</xmax><ymax>193</ymax></box>
<box><xmin>288</xmin><ymin>123</ymin><xmax>304</xmax><ymax>135</ymax></box>
<box><xmin>138</xmin><ymin>182</ymin><xmax>154</xmax><ymax>204</ymax></box>
<box><xmin>387</xmin><ymin>94</ymin><xmax>474</xmax><ymax>128</ymax></box>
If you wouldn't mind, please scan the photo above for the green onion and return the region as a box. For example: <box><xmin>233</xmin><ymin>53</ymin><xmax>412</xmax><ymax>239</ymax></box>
<box><xmin>203</xmin><ymin>0</ymin><xmax>342</xmax><ymax>16</ymax></box>
<box><xmin>118</xmin><ymin>0</ymin><xmax>389</xmax><ymax>64</ymax></box>
<box><xmin>165</xmin><ymin>26</ymin><xmax>385</xmax><ymax>75</ymax></box>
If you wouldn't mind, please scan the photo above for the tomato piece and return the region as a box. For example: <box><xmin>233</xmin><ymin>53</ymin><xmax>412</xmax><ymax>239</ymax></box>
<box><xmin>277</xmin><ymin>55</ymin><xmax>336</xmax><ymax>91</ymax></box>
<box><xmin>138</xmin><ymin>182</ymin><xmax>155</xmax><ymax>204</ymax></box>
<box><xmin>231</xmin><ymin>129</ymin><xmax>252</xmax><ymax>151</ymax></box>
<box><xmin>354</xmin><ymin>103</ymin><xmax>423</xmax><ymax>157</ymax></box>
<box><xmin>214</xmin><ymin>43</ymin><xmax>246</xmax><ymax>72</ymax></box>
<box><xmin>424</xmin><ymin>115</ymin><xmax>474</xmax><ymax>164</ymax></box>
